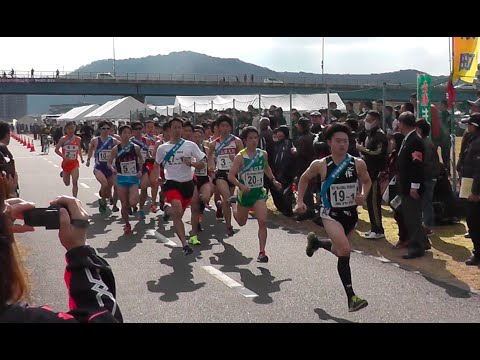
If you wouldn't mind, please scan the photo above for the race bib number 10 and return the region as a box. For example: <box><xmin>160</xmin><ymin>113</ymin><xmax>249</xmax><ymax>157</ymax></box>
<box><xmin>98</xmin><ymin>150</ymin><xmax>110</xmax><ymax>162</ymax></box>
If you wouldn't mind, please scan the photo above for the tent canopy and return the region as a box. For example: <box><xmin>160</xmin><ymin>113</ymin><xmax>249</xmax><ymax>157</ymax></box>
<box><xmin>57</xmin><ymin>104</ymin><xmax>100</xmax><ymax>122</ymax></box>
<box><xmin>165</xmin><ymin>93</ymin><xmax>345</xmax><ymax>113</ymax></box>
<box><xmin>85</xmin><ymin>96</ymin><xmax>156</xmax><ymax>121</ymax></box>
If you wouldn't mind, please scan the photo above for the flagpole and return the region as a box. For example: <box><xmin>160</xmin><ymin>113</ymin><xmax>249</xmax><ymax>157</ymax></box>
<box><xmin>450</xmin><ymin>37</ymin><xmax>457</xmax><ymax>192</ymax></box>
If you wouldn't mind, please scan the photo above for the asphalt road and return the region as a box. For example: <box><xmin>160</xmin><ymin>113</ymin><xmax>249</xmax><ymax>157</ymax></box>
<box><xmin>11</xmin><ymin>138</ymin><xmax>480</xmax><ymax>323</ymax></box>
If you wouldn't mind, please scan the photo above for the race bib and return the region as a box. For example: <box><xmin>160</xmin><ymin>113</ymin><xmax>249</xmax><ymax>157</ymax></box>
<box><xmin>120</xmin><ymin>160</ymin><xmax>137</xmax><ymax>175</ymax></box>
<box><xmin>98</xmin><ymin>150</ymin><xmax>110</xmax><ymax>162</ymax></box>
<box><xmin>217</xmin><ymin>154</ymin><xmax>232</xmax><ymax>170</ymax></box>
<box><xmin>148</xmin><ymin>146</ymin><xmax>155</xmax><ymax>158</ymax></box>
<box><xmin>244</xmin><ymin>170</ymin><xmax>264</xmax><ymax>189</ymax></box>
<box><xmin>329</xmin><ymin>183</ymin><xmax>356</xmax><ymax>208</ymax></box>
<box><xmin>195</xmin><ymin>159</ymin><xmax>208</xmax><ymax>176</ymax></box>
<box><xmin>65</xmin><ymin>150</ymin><xmax>77</xmax><ymax>160</ymax></box>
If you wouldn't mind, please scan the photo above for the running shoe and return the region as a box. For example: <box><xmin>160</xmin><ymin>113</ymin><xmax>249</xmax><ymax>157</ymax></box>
<box><xmin>364</xmin><ymin>232</ymin><xmax>385</xmax><ymax>240</ymax></box>
<box><xmin>348</xmin><ymin>296</ymin><xmax>368</xmax><ymax>312</ymax></box>
<box><xmin>59</xmin><ymin>171</ymin><xmax>63</xmax><ymax>178</ymax></box>
<box><xmin>111</xmin><ymin>205</ymin><xmax>119</xmax><ymax>212</ymax></box>
<box><xmin>227</xmin><ymin>225</ymin><xmax>234</xmax><ymax>237</ymax></box>
<box><xmin>257</xmin><ymin>252</ymin><xmax>269</xmax><ymax>263</ymax></box>
<box><xmin>306</xmin><ymin>232</ymin><xmax>321</xmax><ymax>257</ymax></box>
<box><xmin>197</xmin><ymin>222</ymin><xmax>203</xmax><ymax>232</ymax></box>
<box><xmin>137</xmin><ymin>210</ymin><xmax>146</xmax><ymax>220</ymax></box>
<box><xmin>189</xmin><ymin>235</ymin><xmax>201</xmax><ymax>245</ymax></box>
<box><xmin>123</xmin><ymin>223</ymin><xmax>132</xmax><ymax>235</ymax></box>
<box><xmin>183</xmin><ymin>244</ymin><xmax>193</xmax><ymax>255</ymax></box>
<box><xmin>128</xmin><ymin>207</ymin><xmax>133</xmax><ymax>216</ymax></box>
<box><xmin>163</xmin><ymin>204</ymin><xmax>171</xmax><ymax>222</ymax></box>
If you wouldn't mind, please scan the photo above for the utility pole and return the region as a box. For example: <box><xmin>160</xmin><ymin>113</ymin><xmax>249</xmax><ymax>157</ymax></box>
<box><xmin>113</xmin><ymin>37</ymin><xmax>116</xmax><ymax>77</ymax></box>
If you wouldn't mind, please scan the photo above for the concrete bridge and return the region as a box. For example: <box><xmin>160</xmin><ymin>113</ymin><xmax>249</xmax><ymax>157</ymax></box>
<box><xmin>0</xmin><ymin>70</ymin><xmax>476</xmax><ymax>103</ymax></box>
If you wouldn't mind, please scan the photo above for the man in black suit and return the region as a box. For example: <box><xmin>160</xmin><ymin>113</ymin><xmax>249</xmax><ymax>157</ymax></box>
<box><xmin>397</xmin><ymin>112</ymin><xmax>430</xmax><ymax>259</ymax></box>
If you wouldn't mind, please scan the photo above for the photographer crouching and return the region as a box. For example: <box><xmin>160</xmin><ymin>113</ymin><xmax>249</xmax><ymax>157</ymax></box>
<box><xmin>0</xmin><ymin>177</ymin><xmax>123</xmax><ymax>323</ymax></box>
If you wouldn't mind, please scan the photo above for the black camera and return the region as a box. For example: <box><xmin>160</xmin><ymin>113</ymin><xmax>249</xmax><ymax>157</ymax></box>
<box><xmin>23</xmin><ymin>205</ymin><xmax>63</xmax><ymax>230</ymax></box>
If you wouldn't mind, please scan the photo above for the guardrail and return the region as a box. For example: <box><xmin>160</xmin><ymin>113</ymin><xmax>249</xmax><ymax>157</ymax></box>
<box><xmin>0</xmin><ymin>69</ymin><xmax>420</xmax><ymax>87</ymax></box>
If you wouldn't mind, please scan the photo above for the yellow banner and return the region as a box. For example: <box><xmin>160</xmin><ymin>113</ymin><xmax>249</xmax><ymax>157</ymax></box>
<box><xmin>453</xmin><ymin>37</ymin><xmax>480</xmax><ymax>83</ymax></box>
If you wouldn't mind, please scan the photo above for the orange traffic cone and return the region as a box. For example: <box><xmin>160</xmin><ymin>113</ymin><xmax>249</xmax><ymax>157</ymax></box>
<box><xmin>30</xmin><ymin>141</ymin><xmax>35</xmax><ymax>152</ymax></box>
<box><xmin>27</xmin><ymin>139</ymin><xmax>31</xmax><ymax>150</ymax></box>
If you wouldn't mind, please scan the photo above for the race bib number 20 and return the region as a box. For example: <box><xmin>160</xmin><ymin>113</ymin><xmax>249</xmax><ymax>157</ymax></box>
<box><xmin>244</xmin><ymin>170</ymin><xmax>263</xmax><ymax>189</ymax></box>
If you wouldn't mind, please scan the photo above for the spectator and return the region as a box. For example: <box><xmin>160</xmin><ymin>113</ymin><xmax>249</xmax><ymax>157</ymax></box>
<box><xmin>384</xmin><ymin>106</ymin><xmax>395</xmax><ymax>134</ymax></box>
<box><xmin>397</xmin><ymin>111</ymin><xmax>430</xmax><ymax>259</ymax></box>
<box><xmin>310</xmin><ymin>111</ymin><xmax>325</xmax><ymax>134</ymax></box>
<box><xmin>416</xmin><ymin>118</ymin><xmax>442</xmax><ymax>236</ymax></box>
<box><xmin>356</xmin><ymin>111</ymin><xmax>388</xmax><ymax>239</ymax></box>
<box><xmin>410</xmin><ymin>93</ymin><xmax>417</xmax><ymax>116</ymax></box>
<box><xmin>459</xmin><ymin>113</ymin><xmax>480</xmax><ymax>265</ymax></box>
<box><xmin>290</xmin><ymin>110</ymin><xmax>302</xmax><ymax>140</ymax></box>
<box><xmin>31</xmin><ymin>69</ymin><xmax>34</xmax><ymax>78</ymax></box>
<box><xmin>251</xmin><ymin>74</ymin><xmax>254</xmax><ymax>83</ymax></box>
<box><xmin>10</xmin><ymin>69</ymin><xmax>14</xmax><ymax>78</ymax></box>
<box><xmin>56</xmin><ymin>69</ymin><xmax>60</xmax><ymax>78</ymax></box>
<box><xmin>0</xmin><ymin>189</ymin><xmax>123</xmax><ymax>323</ymax></box>
<box><xmin>435</xmin><ymin>100</ymin><xmax>452</xmax><ymax>173</ymax></box>
<box><xmin>270</xmin><ymin>126</ymin><xmax>295</xmax><ymax>217</ymax></box>
<box><xmin>0</xmin><ymin>122</ymin><xmax>17</xmax><ymax>198</ymax></box>
<box><xmin>345</xmin><ymin>101</ymin><xmax>358</xmax><ymax>120</ymax></box>
<box><xmin>375</xmin><ymin>99</ymin><xmax>383</xmax><ymax>118</ymax></box>
<box><xmin>258</xmin><ymin>117</ymin><xmax>274</xmax><ymax>158</ymax></box>
<box><xmin>292</xmin><ymin>117</ymin><xmax>315</xmax><ymax>221</ymax></box>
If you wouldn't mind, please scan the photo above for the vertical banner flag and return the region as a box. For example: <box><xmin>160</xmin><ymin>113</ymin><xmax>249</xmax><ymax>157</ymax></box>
<box><xmin>453</xmin><ymin>37</ymin><xmax>480</xmax><ymax>83</ymax></box>
<box><xmin>417</xmin><ymin>73</ymin><xmax>431</xmax><ymax>124</ymax></box>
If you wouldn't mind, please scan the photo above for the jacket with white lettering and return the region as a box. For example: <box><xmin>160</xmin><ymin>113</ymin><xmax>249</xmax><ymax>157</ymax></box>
<box><xmin>0</xmin><ymin>246</ymin><xmax>123</xmax><ymax>323</ymax></box>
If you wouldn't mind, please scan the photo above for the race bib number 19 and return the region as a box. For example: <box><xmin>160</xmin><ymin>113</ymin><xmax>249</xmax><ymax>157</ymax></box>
<box><xmin>329</xmin><ymin>183</ymin><xmax>356</xmax><ymax>208</ymax></box>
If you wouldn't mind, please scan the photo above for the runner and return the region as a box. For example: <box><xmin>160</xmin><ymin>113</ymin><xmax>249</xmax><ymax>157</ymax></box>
<box><xmin>108</xmin><ymin>125</ymin><xmax>144</xmax><ymax>234</ymax></box>
<box><xmin>207</xmin><ymin>115</ymin><xmax>244</xmax><ymax>236</ymax></box>
<box><xmin>181</xmin><ymin>120</ymin><xmax>194</xmax><ymax>141</ymax></box>
<box><xmin>189</xmin><ymin>126</ymin><xmax>212</xmax><ymax>245</ymax></box>
<box><xmin>227</xmin><ymin>126</ymin><xmax>282</xmax><ymax>262</ymax></box>
<box><xmin>153</xmin><ymin>121</ymin><xmax>162</xmax><ymax>137</ymax></box>
<box><xmin>108</xmin><ymin>124</ymin><xmax>121</xmax><ymax>211</ymax></box>
<box><xmin>143</xmin><ymin>120</ymin><xmax>162</xmax><ymax>214</ymax></box>
<box><xmin>86</xmin><ymin>120</ymin><xmax>119</xmax><ymax>215</ymax></box>
<box><xmin>209</xmin><ymin>120</ymin><xmax>223</xmax><ymax>219</ymax></box>
<box><xmin>130</xmin><ymin>121</ymin><xmax>152</xmax><ymax>220</ymax></box>
<box><xmin>296</xmin><ymin>123</ymin><xmax>372</xmax><ymax>312</ymax></box>
<box><xmin>154</xmin><ymin>117</ymin><xmax>207</xmax><ymax>255</ymax></box>
<box><xmin>55</xmin><ymin>121</ymin><xmax>84</xmax><ymax>197</ymax></box>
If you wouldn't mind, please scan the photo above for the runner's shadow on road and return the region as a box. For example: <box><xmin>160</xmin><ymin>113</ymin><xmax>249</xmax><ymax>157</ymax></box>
<box><xmin>239</xmin><ymin>267</ymin><xmax>292</xmax><ymax>305</ymax></box>
<box><xmin>209</xmin><ymin>241</ymin><xmax>253</xmax><ymax>272</ymax></box>
<box><xmin>314</xmin><ymin>308</ymin><xmax>354</xmax><ymax>323</ymax></box>
<box><xmin>95</xmin><ymin>229</ymin><xmax>143</xmax><ymax>259</ymax></box>
<box><xmin>146</xmin><ymin>245</ymin><xmax>206</xmax><ymax>302</ymax></box>
<box><xmin>86</xmin><ymin>212</ymin><xmax>117</xmax><ymax>240</ymax></box>
<box><xmin>423</xmin><ymin>275</ymin><xmax>472</xmax><ymax>298</ymax></box>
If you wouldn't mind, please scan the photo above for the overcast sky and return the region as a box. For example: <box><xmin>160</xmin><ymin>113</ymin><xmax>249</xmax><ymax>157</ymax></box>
<box><xmin>1</xmin><ymin>37</ymin><xmax>452</xmax><ymax>76</ymax></box>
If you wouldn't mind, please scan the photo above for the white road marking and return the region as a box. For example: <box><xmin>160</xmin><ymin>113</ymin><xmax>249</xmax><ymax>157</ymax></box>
<box><xmin>80</xmin><ymin>177</ymin><xmax>96</xmax><ymax>180</ymax></box>
<box><xmin>53</xmin><ymin>164</ymin><xmax>59</xmax><ymax>168</ymax></box>
<box><xmin>201</xmin><ymin>266</ymin><xmax>258</xmax><ymax>298</ymax></box>
<box><xmin>80</xmin><ymin>183</ymin><xmax>90</xmax><ymax>189</ymax></box>
<box><xmin>48</xmin><ymin>161</ymin><xmax>53</xmax><ymax>164</ymax></box>
<box><xmin>94</xmin><ymin>193</ymin><xmax>101</xmax><ymax>199</ymax></box>
<box><xmin>153</xmin><ymin>231</ymin><xmax>179</xmax><ymax>247</ymax></box>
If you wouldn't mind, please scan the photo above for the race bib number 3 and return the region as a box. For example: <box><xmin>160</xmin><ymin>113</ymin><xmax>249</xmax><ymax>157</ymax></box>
<box><xmin>329</xmin><ymin>183</ymin><xmax>356</xmax><ymax>208</ymax></box>
<box><xmin>120</xmin><ymin>160</ymin><xmax>137</xmax><ymax>175</ymax></box>
<box><xmin>217</xmin><ymin>155</ymin><xmax>232</xmax><ymax>170</ymax></box>
<box><xmin>244</xmin><ymin>170</ymin><xmax>264</xmax><ymax>189</ymax></box>
<box><xmin>98</xmin><ymin>150</ymin><xmax>110</xmax><ymax>162</ymax></box>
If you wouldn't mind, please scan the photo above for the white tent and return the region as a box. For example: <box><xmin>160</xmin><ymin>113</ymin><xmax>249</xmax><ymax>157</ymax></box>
<box><xmin>166</xmin><ymin>93</ymin><xmax>345</xmax><ymax>114</ymax></box>
<box><xmin>148</xmin><ymin>105</ymin><xmax>175</xmax><ymax>117</ymax></box>
<box><xmin>57</xmin><ymin>104</ymin><xmax>100</xmax><ymax>123</ymax></box>
<box><xmin>16</xmin><ymin>115</ymin><xmax>41</xmax><ymax>125</ymax></box>
<box><xmin>85</xmin><ymin>96</ymin><xmax>154</xmax><ymax>121</ymax></box>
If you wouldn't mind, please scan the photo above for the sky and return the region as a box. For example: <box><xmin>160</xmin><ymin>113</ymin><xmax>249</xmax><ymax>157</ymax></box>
<box><xmin>0</xmin><ymin>37</ymin><xmax>452</xmax><ymax>76</ymax></box>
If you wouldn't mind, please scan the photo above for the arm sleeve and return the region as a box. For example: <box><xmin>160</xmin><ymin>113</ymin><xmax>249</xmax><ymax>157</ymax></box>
<box><xmin>155</xmin><ymin>145</ymin><xmax>165</xmax><ymax>165</ymax></box>
<box><xmin>64</xmin><ymin>245</ymin><xmax>123</xmax><ymax>323</ymax></box>
<box><xmin>409</xmin><ymin>138</ymin><xmax>424</xmax><ymax>186</ymax></box>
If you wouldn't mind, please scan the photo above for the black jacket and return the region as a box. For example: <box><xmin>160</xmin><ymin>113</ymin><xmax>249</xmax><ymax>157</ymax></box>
<box><xmin>358</xmin><ymin>126</ymin><xmax>388</xmax><ymax>177</ymax></box>
<box><xmin>294</xmin><ymin>131</ymin><xmax>315</xmax><ymax>176</ymax></box>
<box><xmin>460</xmin><ymin>131</ymin><xmax>480</xmax><ymax>195</ymax></box>
<box><xmin>0</xmin><ymin>246</ymin><xmax>123</xmax><ymax>323</ymax></box>
<box><xmin>422</xmin><ymin>137</ymin><xmax>442</xmax><ymax>180</ymax></box>
<box><xmin>397</xmin><ymin>130</ymin><xmax>425</xmax><ymax>196</ymax></box>
<box><xmin>271</xmin><ymin>139</ymin><xmax>295</xmax><ymax>183</ymax></box>
<box><xmin>0</xmin><ymin>144</ymin><xmax>15</xmax><ymax>178</ymax></box>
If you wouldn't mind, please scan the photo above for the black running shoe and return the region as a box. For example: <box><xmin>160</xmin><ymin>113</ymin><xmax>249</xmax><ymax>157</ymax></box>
<box><xmin>163</xmin><ymin>204</ymin><xmax>171</xmax><ymax>222</ymax></box>
<box><xmin>257</xmin><ymin>252</ymin><xmax>269</xmax><ymax>263</ymax></box>
<box><xmin>183</xmin><ymin>245</ymin><xmax>193</xmax><ymax>255</ymax></box>
<box><xmin>128</xmin><ymin>207</ymin><xmax>133</xmax><ymax>215</ymax></box>
<box><xmin>200</xmin><ymin>201</ymin><xmax>206</xmax><ymax>214</ymax></box>
<box><xmin>111</xmin><ymin>205</ymin><xmax>119</xmax><ymax>213</ymax></box>
<box><xmin>348</xmin><ymin>296</ymin><xmax>368</xmax><ymax>312</ymax></box>
<box><xmin>306</xmin><ymin>232</ymin><xmax>321</xmax><ymax>257</ymax></box>
<box><xmin>197</xmin><ymin>223</ymin><xmax>203</xmax><ymax>232</ymax></box>
<box><xmin>59</xmin><ymin>171</ymin><xmax>63</xmax><ymax>178</ymax></box>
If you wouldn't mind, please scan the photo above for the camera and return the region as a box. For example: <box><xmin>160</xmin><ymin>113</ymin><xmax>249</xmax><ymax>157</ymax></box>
<box><xmin>23</xmin><ymin>205</ymin><xmax>63</xmax><ymax>230</ymax></box>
